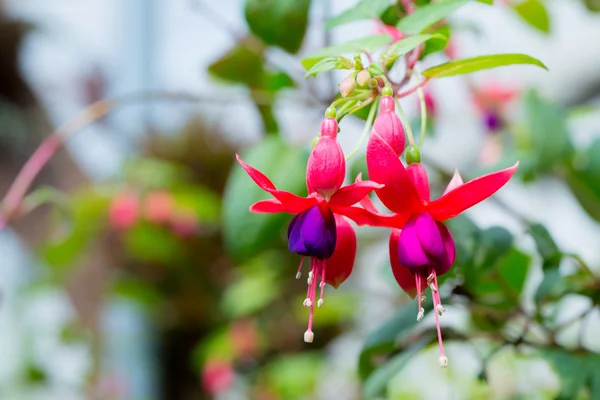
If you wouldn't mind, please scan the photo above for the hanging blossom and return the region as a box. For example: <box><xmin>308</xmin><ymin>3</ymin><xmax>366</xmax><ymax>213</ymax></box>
<box><xmin>364</xmin><ymin>132</ymin><xmax>518</xmax><ymax>367</ymax></box>
<box><xmin>236</xmin><ymin>117</ymin><xmax>384</xmax><ymax>342</ymax></box>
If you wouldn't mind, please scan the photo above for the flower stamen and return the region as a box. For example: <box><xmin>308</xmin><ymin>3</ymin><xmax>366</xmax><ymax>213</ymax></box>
<box><xmin>296</xmin><ymin>256</ymin><xmax>304</xmax><ymax>279</ymax></box>
<box><xmin>429</xmin><ymin>268</ymin><xmax>447</xmax><ymax>368</ymax></box>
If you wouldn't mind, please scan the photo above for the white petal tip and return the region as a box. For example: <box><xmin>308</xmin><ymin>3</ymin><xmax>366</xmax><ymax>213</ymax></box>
<box><xmin>317</xmin><ymin>299</ymin><xmax>323</xmax><ymax>307</ymax></box>
<box><xmin>439</xmin><ymin>356</ymin><xmax>448</xmax><ymax>368</ymax></box>
<box><xmin>304</xmin><ymin>331</ymin><xmax>314</xmax><ymax>343</ymax></box>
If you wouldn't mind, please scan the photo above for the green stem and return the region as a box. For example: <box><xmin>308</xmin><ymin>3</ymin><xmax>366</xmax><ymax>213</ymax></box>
<box><xmin>331</xmin><ymin>92</ymin><xmax>370</xmax><ymax>107</ymax></box>
<box><xmin>394</xmin><ymin>97</ymin><xmax>415</xmax><ymax>146</ymax></box>
<box><xmin>345</xmin><ymin>96</ymin><xmax>379</xmax><ymax>161</ymax></box>
<box><xmin>417</xmin><ymin>87</ymin><xmax>427</xmax><ymax>147</ymax></box>
<box><xmin>336</xmin><ymin>100</ymin><xmax>358</xmax><ymax>120</ymax></box>
<box><xmin>338</xmin><ymin>96</ymin><xmax>375</xmax><ymax>121</ymax></box>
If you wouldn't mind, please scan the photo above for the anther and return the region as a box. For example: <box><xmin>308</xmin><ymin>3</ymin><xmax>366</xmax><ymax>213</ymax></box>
<box><xmin>430</xmin><ymin>283</ymin><xmax>437</xmax><ymax>292</ymax></box>
<box><xmin>427</xmin><ymin>273</ymin><xmax>434</xmax><ymax>285</ymax></box>
<box><xmin>436</xmin><ymin>304</ymin><xmax>446</xmax><ymax>315</ymax></box>
<box><xmin>307</xmin><ymin>277</ymin><xmax>312</xmax><ymax>285</ymax></box>
<box><xmin>420</xmin><ymin>295</ymin><xmax>427</xmax><ymax>303</ymax></box>
<box><xmin>304</xmin><ymin>330</ymin><xmax>314</xmax><ymax>343</ymax></box>
<box><xmin>317</xmin><ymin>299</ymin><xmax>323</xmax><ymax>307</ymax></box>
<box><xmin>296</xmin><ymin>271</ymin><xmax>302</xmax><ymax>279</ymax></box>
<box><xmin>439</xmin><ymin>356</ymin><xmax>448</xmax><ymax>368</ymax></box>
<box><xmin>417</xmin><ymin>308</ymin><xmax>425</xmax><ymax>322</ymax></box>
<box><xmin>303</xmin><ymin>298</ymin><xmax>312</xmax><ymax>307</ymax></box>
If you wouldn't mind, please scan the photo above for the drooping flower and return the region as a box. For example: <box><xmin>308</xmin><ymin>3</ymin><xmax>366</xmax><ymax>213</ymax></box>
<box><xmin>237</xmin><ymin>117</ymin><xmax>382</xmax><ymax>342</ymax></box>
<box><xmin>472</xmin><ymin>82</ymin><xmax>519</xmax><ymax>133</ymax></box>
<box><xmin>365</xmin><ymin>132</ymin><xmax>518</xmax><ymax>367</ymax></box>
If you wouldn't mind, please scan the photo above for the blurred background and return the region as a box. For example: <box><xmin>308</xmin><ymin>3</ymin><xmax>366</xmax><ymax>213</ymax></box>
<box><xmin>2</xmin><ymin>0</ymin><xmax>600</xmax><ymax>399</ymax></box>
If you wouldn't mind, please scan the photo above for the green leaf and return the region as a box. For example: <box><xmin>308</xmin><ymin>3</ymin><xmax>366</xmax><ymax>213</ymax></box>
<box><xmin>584</xmin><ymin>0</ymin><xmax>600</xmax><ymax>12</ymax></box>
<box><xmin>304</xmin><ymin>56</ymin><xmax>354</xmax><ymax>78</ymax></box>
<box><xmin>520</xmin><ymin>89</ymin><xmax>572</xmax><ymax>177</ymax></box>
<box><xmin>566</xmin><ymin>139</ymin><xmax>600</xmax><ymax>222</ymax></box>
<box><xmin>358</xmin><ymin>302</ymin><xmax>432</xmax><ymax>380</ymax></box>
<box><xmin>266</xmin><ymin>353</ymin><xmax>323</xmax><ymax>399</ymax></box>
<box><xmin>380</xmin><ymin>34</ymin><xmax>447</xmax><ymax>66</ymax></box>
<box><xmin>124</xmin><ymin>223</ymin><xmax>188</xmax><ymax>263</ymax></box>
<box><xmin>363</xmin><ymin>339</ymin><xmax>429</xmax><ymax>398</ymax></box>
<box><xmin>534</xmin><ymin>268</ymin><xmax>564</xmax><ymax>304</ymax></box>
<box><xmin>208</xmin><ymin>40</ymin><xmax>264</xmax><ymax>86</ymax></box>
<box><xmin>263</xmin><ymin>71</ymin><xmax>295</xmax><ymax>92</ymax></box>
<box><xmin>477</xmin><ymin>0</ymin><xmax>493</xmax><ymax>3</ymax></box>
<box><xmin>245</xmin><ymin>0</ymin><xmax>311</xmax><ymax>54</ymax></box>
<box><xmin>326</xmin><ymin>0</ymin><xmax>391</xmax><ymax>29</ymax></box>
<box><xmin>422</xmin><ymin>53</ymin><xmax>547</xmax><ymax>78</ymax></box>
<box><xmin>475</xmin><ymin>248</ymin><xmax>530</xmax><ymax>308</ymax></box>
<box><xmin>301</xmin><ymin>35</ymin><xmax>392</xmax><ymax>70</ymax></box>
<box><xmin>475</xmin><ymin>227</ymin><xmax>513</xmax><ymax>269</ymax></box>
<box><xmin>528</xmin><ymin>223</ymin><xmax>562</xmax><ymax>269</ymax></box>
<box><xmin>222</xmin><ymin>137</ymin><xmax>309</xmax><ymax>261</ymax></box>
<box><xmin>420</xmin><ymin>25</ymin><xmax>451</xmax><ymax>59</ymax></box>
<box><xmin>396</xmin><ymin>0</ymin><xmax>471</xmax><ymax>35</ymax></box>
<box><xmin>222</xmin><ymin>272</ymin><xmax>279</xmax><ymax>317</ymax></box>
<box><xmin>510</xmin><ymin>0</ymin><xmax>550</xmax><ymax>33</ymax></box>
<box><xmin>540</xmin><ymin>350</ymin><xmax>600</xmax><ymax>400</ymax></box>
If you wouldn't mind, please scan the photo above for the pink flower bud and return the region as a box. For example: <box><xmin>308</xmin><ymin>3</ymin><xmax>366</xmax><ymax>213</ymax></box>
<box><xmin>324</xmin><ymin>215</ymin><xmax>356</xmax><ymax>288</ymax></box>
<box><xmin>144</xmin><ymin>190</ymin><xmax>174</xmax><ymax>224</ymax></box>
<box><xmin>306</xmin><ymin>118</ymin><xmax>346</xmax><ymax>198</ymax></box>
<box><xmin>372</xmin><ymin>96</ymin><xmax>406</xmax><ymax>156</ymax></box>
<box><xmin>109</xmin><ymin>191</ymin><xmax>139</xmax><ymax>230</ymax></box>
<box><xmin>339</xmin><ymin>76</ymin><xmax>356</xmax><ymax>98</ymax></box>
<box><xmin>356</xmin><ymin>70</ymin><xmax>371</xmax><ymax>87</ymax></box>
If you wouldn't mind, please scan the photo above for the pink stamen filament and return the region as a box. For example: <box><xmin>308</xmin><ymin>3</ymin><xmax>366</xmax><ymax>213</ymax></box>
<box><xmin>296</xmin><ymin>256</ymin><xmax>305</xmax><ymax>279</ymax></box>
<box><xmin>429</xmin><ymin>268</ymin><xmax>447</xmax><ymax>367</ymax></box>
<box><xmin>304</xmin><ymin>258</ymin><xmax>328</xmax><ymax>342</ymax></box>
<box><xmin>318</xmin><ymin>260</ymin><xmax>326</xmax><ymax>307</ymax></box>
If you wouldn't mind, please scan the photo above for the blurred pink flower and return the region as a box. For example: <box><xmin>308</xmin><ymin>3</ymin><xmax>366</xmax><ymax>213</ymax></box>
<box><xmin>144</xmin><ymin>190</ymin><xmax>174</xmax><ymax>224</ymax></box>
<box><xmin>202</xmin><ymin>359</ymin><xmax>234</xmax><ymax>396</ymax></box>
<box><xmin>170</xmin><ymin>208</ymin><xmax>198</xmax><ymax>237</ymax></box>
<box><xmin>109</xmin><ymin>191</ymin><xmax>139</xmax><ymax>230</ymax></box>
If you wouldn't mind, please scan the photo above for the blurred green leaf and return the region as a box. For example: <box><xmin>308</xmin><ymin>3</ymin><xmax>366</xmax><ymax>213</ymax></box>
<box><xmin>208</xmin><ymin>40</ymin><xmax>264</xmax><ymax>86</ymax></box>
<box><xmin>540</xmin><ymin>349</ymin><xmax>600</xmax><ymax>400</ymax></box>
<box><xmin>349</xmin><ymin>155</ymin><xmax>369</xmax><ymax>181</ymax></box>
<box><xmin>445</xmin><ymin>215</ymin><xmax>480</xmax><ymax>289</ymax></box>
<box><xmin>584</xmin><ymin>0</ymin><xmax>600</xmax><ymax>11</ymax></box>
<box><xmin>41</xmin><ymin>190</ymin><xmax>110</xmax><ymax>275</ymax></box>
<box><xmin>266</xmin><ymin>353</ymin><xmax>323</xmax><ymax>399</ymax></box>
<box><xmin>475</xmin><ymin>248</ymin><xmax>530</xmax><ymax>308</ymax></box>
<box><xmin>301</xmin><ymin>35</ymin><xmax>392</xmax><ymax>70</ymax></box>
<box><xmin>475</xmin><ymin>226</ymin><xmax>513</xmax><ymax>270</ymax></box>
<box><xmin>326</xmin><ymin>0</ymin><xmax>391</xmax><ymax>29</ymax></box>
<box><xmin>422</xmin><ymin>54</ymin><xmax>547</xmax><ymax>78</ymax></box>
<box><xmin>396</xmin><ymin>0</ymin><xmax>470</xmax><ymax>35</ymax></box>
<box><xmin>24</xmin><ymin>364</ymin><xmax>47</xmax><ymax>384</ymax></box>
<box><xmin>534</xmin><ymin>268</ymin><xmax>564</xmax><ymax>304</ymax></box>
<box><xmin>477</xmin><ymin>0</ymin><xmax>494</xmax><ymax>3</ymax></box>
<box><xmin>222</xmin><ymin>271</ymin><xmax>280</xmax><ymax>317</ymax></box>
<box><xmin>304</xmin><ymin>56</ymin><xmax>354</xmax><ymax>78</ymax></box>
<box><xmin>124</xmin><ymin>223</ymin><xmax>188</xmax><ymax>264</ymax></box>
<box><xmin>566</xmin><ymin>139</ymin><xmax>600</xmax><ymax>223</ymax></box>
<box><xmin>245</xmin><ymin>0</ymin><xmax>311</xmax><ymax>54</ymax></box>
<box><xmin>172</xmin><ymin>186</ymin><xmax>221</xmax><ymax>224</ymax></box>
<box><xmin>358</xmin><ymin>302</ymin><xmax>432</xmax><ymax>380</ymax></box>
<box><xmin>125</xmin><ymin>157</ymin><xmax>187</xmax><ymax>189</ymax></box>
<box><xmin>112</xmin><ymin>278</ymin><xmax>163</xmax><ymax>307</ymax></box>
<box><xmin>222</xmin><ymin>137</ymin><xmax>309</xmax><ymax>261</ymax></box>
<box><xmin>511</xmin><ymin>0</ymin><xmax>550</xmax><ymax>33</ymax></box>
<box><xmin>520</xmin><ymin>89</ymin><xmax>572</xmax><ymax>178</ymax></box>
<box><xmin>529</xmin><ymin>223</ymin><xmax>562</xmax><ymax>270</ymax></box>
<box><xmin>380</xmin><ymin>34</ymin><xmax>447</xmax><ymax>66</ymax></box>
<box><xmin>363</xmin><ymin>339</ymin><xmax>429</xmax><ymax>398</ymax></box>
<box><xmin>263</xmin><ymin>71</ymin><xmax>295</xmax><ymax>92</ymax></box>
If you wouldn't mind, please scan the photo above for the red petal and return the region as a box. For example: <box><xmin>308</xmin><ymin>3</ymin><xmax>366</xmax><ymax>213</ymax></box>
<box><xmin>354</xmin><ymin>174</ymin><xmax>380</xmax><ymax>213</ymax></box>
<box><xmin>249</xmin><ymin>199</ymin><xmax>306</xmax><ymax>214</ymax></box>
<box><xmin>236</xmin><ymin>154</ymin><xmax>276</xmax><ymax>191</ymax></box>
<box><xmin>427</xmin><ymin>162</ymin><xmax>519</xmax><ymax>221</ymax></box>
<box><xmin>237</xmin><ymin>154</ymin><xmax>313</xmax><ymax>210</ymax></box>
<box><xmin>366</xmin><ymin>133</ymin><xmax>423</xmax><ymax>218</ymax></box>
<box><xmin>389</xmin><ymin>230</ymin><xmax>420</xmax><ymax>298</ymax></box>
<box><xmin>325</xmin><ymin>215</ymin><xmax>356</xmax><ymax>288</ymax></box>
<box><xmin>329</xmin><ymin>180</ymin><xmax>384</xmax><ymax>206</ymax></box>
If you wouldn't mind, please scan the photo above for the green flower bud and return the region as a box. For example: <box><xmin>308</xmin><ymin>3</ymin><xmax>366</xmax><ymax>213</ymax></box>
<box><xmin>325</xmin><ymin>106</ymin><xmax>337</xmax><ymax>119</ymax></box>
<box><xmin>405</xmin><ymin>145</ymin><xmax>421</xmax><ymax>164</ymax></box>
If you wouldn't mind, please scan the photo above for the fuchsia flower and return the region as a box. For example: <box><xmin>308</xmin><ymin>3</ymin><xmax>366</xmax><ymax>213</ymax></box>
<box><xmin>109</xmin><ymin>191</ymin><xmax>140</xmax><ymax>230</ymax></box>
<box><xmin>472</xmin><ymin>82</ymin><xmax>519</xmax><ymax>133</ymax></box>
<box><xmin>236</xmin><ymin>117</ymin><xmax>383</xmax><ymax>342</ymax></box>
<box><xmin>365</xmin><ymin>132</ymin><xmax>518</xmax><ymax>367</ymax></box>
